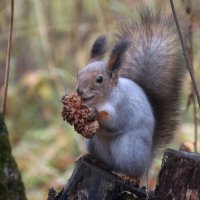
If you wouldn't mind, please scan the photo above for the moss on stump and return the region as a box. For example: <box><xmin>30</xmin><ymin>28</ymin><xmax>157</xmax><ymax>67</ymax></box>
<box><xmin>0</xmin><ymin>113</ymin><xmax>26</xmax><ymax>200</ymax></box>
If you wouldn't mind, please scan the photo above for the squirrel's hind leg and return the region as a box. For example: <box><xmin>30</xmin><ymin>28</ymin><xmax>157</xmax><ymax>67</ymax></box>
<box><xmin>117</xmin><ymin>174</ymin><xmax>140</xmax><ymax>186</ymax></box>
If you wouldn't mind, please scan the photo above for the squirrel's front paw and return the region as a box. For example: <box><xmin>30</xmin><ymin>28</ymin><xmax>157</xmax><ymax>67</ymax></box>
<box><xmin>97</xmin><ymin>111</ymin><xmax>110</xmax><ymax>121</ymax></box>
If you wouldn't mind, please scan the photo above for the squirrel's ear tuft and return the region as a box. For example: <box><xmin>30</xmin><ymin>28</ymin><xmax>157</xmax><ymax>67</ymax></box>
<box><xmin>89</xmin><ymin>36</ymin><xmax>107</xmax><ymax>61</ymax></box>
<box><xmin>107</xmin><ymin>39</ymin><xmax>129</xmax><ymax>76</ymax></box>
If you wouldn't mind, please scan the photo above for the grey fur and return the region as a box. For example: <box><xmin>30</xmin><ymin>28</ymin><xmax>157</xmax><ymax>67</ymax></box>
<box><xmin>76</xmin><ymin>4</ymin><xmax>185</xmax><ymax>178</ymax></box>
<box><xmin>119</xmin><ymin>5</ymin><xmax>185</xmax><ymax>151</ymax></box>
<box><xmin>86</xmin><ymin>78</ymin><xmax>155</xmax><ymax>177</ymax></box>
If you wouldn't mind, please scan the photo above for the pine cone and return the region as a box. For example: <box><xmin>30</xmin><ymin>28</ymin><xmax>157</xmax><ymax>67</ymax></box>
<box><xmin>61</xmin><ymin>93</ymin><xmax>99</xmax><ymax>138</ymax></box>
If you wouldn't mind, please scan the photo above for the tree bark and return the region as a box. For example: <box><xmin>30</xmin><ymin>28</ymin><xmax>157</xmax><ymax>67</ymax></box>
<box><xmin>48</xmin><ymin>149</ymin><xmax>200</xmax><ymax>200</ymax></box>
<box><xmin>0</xmin><ymin>113</ymin><xmax>26</xmax><ymax>200</ymax></box>
<box><xmin>155</xmin><ymin>148</ymin><xmax>200</xmax><ymax>200</ymax></box>
<box><xmin>48</xmin><ymin>155</ymin><xmax>158</xmax><ymax>200</ymax></box>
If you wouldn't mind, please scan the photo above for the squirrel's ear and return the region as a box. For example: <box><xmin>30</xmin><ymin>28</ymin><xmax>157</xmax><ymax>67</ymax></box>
<box><xmin>89</xmin><ymin>36</ymin><xmax>107</xmax><ymax>61</ymax></box>
<box><xmin>107</xmin><ymin>39</ymin><xmax>129</xmax><ymax>77</ymax></box>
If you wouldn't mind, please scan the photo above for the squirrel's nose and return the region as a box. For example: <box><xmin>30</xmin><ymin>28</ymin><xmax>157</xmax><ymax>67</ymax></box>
<box><xmin>76</xmin><ymin>87</ymin><xmax>83</xmax><ymax>96</ymax></box>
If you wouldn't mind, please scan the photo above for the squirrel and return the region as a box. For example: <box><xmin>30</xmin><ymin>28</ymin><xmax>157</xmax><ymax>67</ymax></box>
<box><xmin>75</xmin><ymin>4</ymin><xmax>185</xmax><ymax>178</ymax></box>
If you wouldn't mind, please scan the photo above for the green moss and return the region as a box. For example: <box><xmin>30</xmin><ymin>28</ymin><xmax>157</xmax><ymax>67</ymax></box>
<box><xmin>0</xmin><ymin>113</ymin><xmax>26</xmax><ymax>200</ymax></box>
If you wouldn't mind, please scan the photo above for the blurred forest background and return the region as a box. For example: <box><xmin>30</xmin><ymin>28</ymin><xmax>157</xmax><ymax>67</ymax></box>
<box><xmin>0</xmin><ymin>0</ymin><xmax>200</xmax><ymax>199</ymax></box>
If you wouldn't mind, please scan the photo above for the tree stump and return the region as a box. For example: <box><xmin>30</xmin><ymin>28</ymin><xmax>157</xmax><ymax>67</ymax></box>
<box><xmin>48</xmin><ymin>156</ymin><xmax>158</xmax><ymax>200</ymax></box>
<box><xmin>48</xmin><ymin>149</ymin><xmax>200</xmax><ymax>200</ymax></box>
<box><xmin>155</xmin><ymin>148</ymin><xmax>200</xmax><ymax>200</ymax></box>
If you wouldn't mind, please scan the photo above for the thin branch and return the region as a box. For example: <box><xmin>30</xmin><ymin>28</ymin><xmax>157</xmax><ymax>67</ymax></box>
<box><xmin>169</xmin><ymin>0</ymin><xmax>200</xmax><ymax>108</ymax></box>
<box><xmin>2</xmin><ymin>0</ymin><xmax>14</xmax><ymax>116</ymax></box>
<box><xmin>182</xmin><ymin>0</ymin><xmax>198</xmax><ymax>152</ymax></box>
<box><xmin>186</xmin><ymin>0</ymin><xmax>198</xmax><ymax>153</ymax></box>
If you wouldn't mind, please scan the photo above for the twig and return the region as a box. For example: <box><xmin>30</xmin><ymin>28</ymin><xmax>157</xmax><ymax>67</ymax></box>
<box><xmin>182</xmin><ymin>0</ymin><xmax>198</xmax><ymax>152</ymax></box>
<box><xmin>187</xmin><ymin>0</ymin><xmax>198</xmax><ymax>153</ymax></box>
<box><xmin>169</xmin><ymin>0</ymin><xmax>200</xmax><ymax>108</ymax></box>
<box><xmin>2</xmin><ymin>0</ymin><xmax>14</xmax><ymax>116</ymax></box>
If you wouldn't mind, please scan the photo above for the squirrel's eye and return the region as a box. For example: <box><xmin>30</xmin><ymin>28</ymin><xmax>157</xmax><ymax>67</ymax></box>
<box><xmin>96</xmin><ymin>75</ymin><xmax>103</xmax><ymax>83</ymax></box>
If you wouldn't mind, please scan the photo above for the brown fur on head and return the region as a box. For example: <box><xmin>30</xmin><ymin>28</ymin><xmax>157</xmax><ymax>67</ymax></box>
<box><xmin>76</xmin><ymin>36</ymin><xmax>129</xmax><ymax>108</ymax></box>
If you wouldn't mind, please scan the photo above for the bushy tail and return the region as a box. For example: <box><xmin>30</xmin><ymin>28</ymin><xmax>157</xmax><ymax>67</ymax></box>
<box><xmin>118</xmin><ymin>4</ymin><xmax>185</xmax><ymax>151</ymax></box>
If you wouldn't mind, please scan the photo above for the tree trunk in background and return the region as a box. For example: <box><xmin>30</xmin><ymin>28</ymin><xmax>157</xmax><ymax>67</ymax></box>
<box><xmin>155</xmin><ymin>149</ymin><xmax>200</xmax><ymax>199</ymax></box>
<box><xmin>0</xmin><ymin>113</ymin><xmax>26</xmax><ymax>200</ymax></box>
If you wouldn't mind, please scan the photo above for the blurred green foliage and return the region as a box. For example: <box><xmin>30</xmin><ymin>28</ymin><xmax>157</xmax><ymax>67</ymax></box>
<box><xmin>0</xmin><ymin>0</ymin><xmax>200</xmax><ymax>199</ymax></box>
